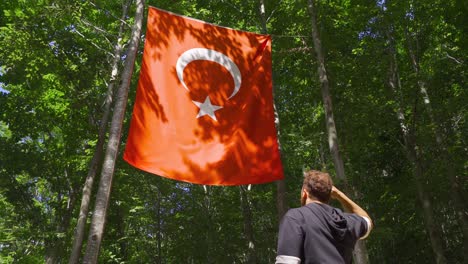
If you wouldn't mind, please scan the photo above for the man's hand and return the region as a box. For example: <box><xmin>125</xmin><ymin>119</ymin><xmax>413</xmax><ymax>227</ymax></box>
<box><xmin>330</xmin><ymin>186</ymin><xmax>340</xmax><ymax>200</ymax></box>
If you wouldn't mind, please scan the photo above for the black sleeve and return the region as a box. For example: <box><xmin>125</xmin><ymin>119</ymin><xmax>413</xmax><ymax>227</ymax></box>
<box><xmin>343</xmin><ymin>213</ymin><xmax>368</xmax><ymax>240</ymax></box>
<box><xmin>277</xmin><ymin>210</ymin><xmax>304</xmax><ymax>258</ymax></box>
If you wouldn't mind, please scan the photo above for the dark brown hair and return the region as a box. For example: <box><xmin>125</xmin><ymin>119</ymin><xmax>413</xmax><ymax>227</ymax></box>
<box><xmin>303</xmin><ymin>170</ymin><xmax>333</xmax><ymax>203</ymax></box>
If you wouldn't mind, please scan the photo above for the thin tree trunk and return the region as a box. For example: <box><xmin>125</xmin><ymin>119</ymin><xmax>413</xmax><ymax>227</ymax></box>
<box><xmin>259</xmin><ymin>0</ymin><xmax>288</xmax><ymax>221</ymax></box>
<box><xmin>352</xmin><ymin>240</ymin><xmax>370</xmax><ymax>264</ymax></box>
<box><xmin>82</xmin><ymin>0</ymin><xmax>144</xmax><ymax>262</ymax></box>
<box><xmin>407</xmin><ymin>41</ymin><xmax>468</xmax><ymax>262</ymax></box>
<box><xmin>47</xmin><ymin>170</ymin><xmax>78</xmax><ymax>264</ymax></box>
<box><xmin>156</xmin><ymin>190</ymin><xmax>162</xmax><ymax>264</ymax></box>
<box><xmin>47</xmin><ymin>198</ymin><xmax>77</xmax><ymax>263</ymax></box>
<box><xmin>306</xmin><ymin>0</ymin><xmax>346</xmax><ymax>183</ymax></box>
<box><xmin>202</xmin><ymin>185</ymin><xmax>214</xmax><ymax>264</ymax></box>
<box><xmin>306</xmin><ymin>1</ymin><xmax>369</xmax><ymax>263</ymax></box>
<box><xmin>276</xmin><ymin>180</ymin><xmax>288</xmax><ymax>221</ymax></box>
<box><xmin>147</xmin><ymin>182</ymin><xmax>162</xmax><ymax>264</ymax></box>
<box><xmin>68</xmin><ymin>2</ymin><xmax>130</xmax><ymax>263</ymax></box>
<box><xmin>240</xmin><ymin>186</ymin><xmax>256</xmax><ymax>264</ymax></box>
<box><xmin>387</xmin><ymin>37</ymin><xmax>447</xmax><ymax>263</ymax></box>
<box><xmin>116</xmin><ymin>205</ymin><xmax>127</xmax><ymax>259</ymax></box>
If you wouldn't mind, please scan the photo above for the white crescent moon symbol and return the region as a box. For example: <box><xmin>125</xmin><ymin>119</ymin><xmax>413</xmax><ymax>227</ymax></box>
<box><xmin>176</xmin><ymin>48</ymin><xmax>242</xmax><ymax>99</ymax></box>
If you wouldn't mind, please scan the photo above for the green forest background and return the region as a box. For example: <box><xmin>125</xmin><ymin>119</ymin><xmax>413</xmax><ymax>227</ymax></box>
<box><xmin>0</xmin><ymin>0</ymin><xmax>466</xmax><ymax>263</ymax></box>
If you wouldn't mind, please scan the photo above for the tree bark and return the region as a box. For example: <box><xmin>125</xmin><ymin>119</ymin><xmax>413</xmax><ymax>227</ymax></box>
<box><xmin>240</xmin><ymin>186</ymin><xmax>256</xmax><ymax>264</ymax></box>
<box><xmin>68</xmin><ymin>2</ymin><xmax>130</xmax><ymax>263</ymax></box>
<box><xmin>306</xmin><ymin>1</ymin><xmax>369</xmax><ymax>263</ymax></box>
<box><xmin>259</xmin><ymin>0</ymin><xmax>288</xmax><ymax>221</ymax></box>
<box><xmin>387</xmin><ymin>36</ymin><xmax>447</xmax><ymax>263</ymax></box>
<box><xmin>202</xmin><ymin>185</ymin><xmax>215</xmax><ymax>264</ymax></box>
<box><xmin>306</xmin><ymin>0</ymin><xmax>346</xmax><ymax>183</ymax></box>
<box><xmin>46</xmin><ymin>171</ymin><xmax>78</xmax><ymax>264</ymax></box>
<box><xmin>156</xmin><ymin>189</ymin><xmax>162</xmax><ymax>264</ymax></box>
<box><xmin>116</xmin><ymin>205</ymin><xmax>127</xmax><ymax>259</ymax></box>
<box><xmin>82</xmin><ymin>0</ymin><xmax>144</xmax><ymax>262</ymax></box>
<box><xmin>407</xmin><ymin>40</ymin><xmax>468</xmax><ymax>262</ymax></box>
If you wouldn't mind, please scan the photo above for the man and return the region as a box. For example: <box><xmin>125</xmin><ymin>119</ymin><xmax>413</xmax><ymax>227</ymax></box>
<box><xmin>276</xmin><ymin>170</ymin><xmax>373</xmax><ymax>264</ymax></box>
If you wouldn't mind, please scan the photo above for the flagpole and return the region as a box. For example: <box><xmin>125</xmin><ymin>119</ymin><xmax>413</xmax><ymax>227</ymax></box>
<box><xmin>82</xmin><ymin>0</ymin><xmax>145</xmax><ymax>262</ymax></box>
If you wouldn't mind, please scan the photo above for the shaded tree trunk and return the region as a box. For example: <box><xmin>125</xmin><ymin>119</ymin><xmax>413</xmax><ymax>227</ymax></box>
<box><xmin>259</xmin><ymin>0</ymin><xmax>288</xmax><ymax>221</ymax></box>
<box><xmin>240</xmin><ymin>185</ymin><xmax>256</xmax><ymax>264</ymax></box>
<box><xmin>407</xmin><ymin>40</ymin><xmax>468</xmax><ymax>262</ymax></box>
<box><xmin>156</xmin><ymin>189</ymin><xmax>162</xmax><ymax>264</ymax></box>
<box><xmin>306</xmin><ymin>1</ymin><xmax>369</xmax><ymax>263</ymax></box>
<box><xmin>276</xmin><ymin>180</ymin><xmax>288</xmax><ymax>221</ymax></box>
<box><xmin>47</xmin><ymin>170</ymin><xmax>79</xmax><ymax>264</ymax></box>
<box><xmin>202</xmin><ymin>185</ymin><xmax>215</xmax><ymax>264</ymax></box>
<box><xmin>116</xmin><ymin>205</ymin><xmax>127</xmax><ymax>259</ymax></box>
<box><xmin>82</xmin><ymin>0</ymin><xmax>144</xmax><ymax>262</ymax></box>
<box><xmin>306</xmin><ymin>0</ymin><xmax>346</xmax><ymax>183</ymax></box>
<box><xmin>68</xmin><ymin>2</ymin><xmax>131</xmax><ymax>263</ymax></box>
<box><xmin>387</xmin><ymin>36</ymin><xmax>447</xmax><ymax>263</ymax></box>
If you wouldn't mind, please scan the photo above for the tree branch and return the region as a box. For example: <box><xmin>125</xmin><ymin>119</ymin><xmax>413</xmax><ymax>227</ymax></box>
<box><xmin>73</xmin><ymin>29</ymin><xmax>114</xmax><ymax>57</ymax></box>
<box><xmin>446</xmin><ymin>53</ymin><xmax>463</xmax><ymax>64</ymax></box>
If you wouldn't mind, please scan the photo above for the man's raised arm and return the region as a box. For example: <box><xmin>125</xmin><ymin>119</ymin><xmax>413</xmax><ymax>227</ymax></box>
<box><xmin>331</xmin><ymin>186</ymin><xmax>373</xmax><ymax>238</ymax></box>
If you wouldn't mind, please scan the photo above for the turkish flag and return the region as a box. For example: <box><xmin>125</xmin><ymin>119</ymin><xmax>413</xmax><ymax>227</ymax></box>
<box><xmin>123</xmin><ymin>7</ymin><xmax>284</xmax><ymax>185</ymax></box>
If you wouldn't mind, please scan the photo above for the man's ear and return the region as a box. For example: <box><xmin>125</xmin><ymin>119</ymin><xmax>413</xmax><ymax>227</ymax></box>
<box><xmin>301</xmin><ymin>188</ymin><xmax>308</xmax><ymax>206</ymax></box>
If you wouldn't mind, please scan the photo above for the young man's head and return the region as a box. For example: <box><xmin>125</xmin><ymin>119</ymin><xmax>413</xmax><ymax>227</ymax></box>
<box><xmin>301</xmin><ymin>170</ymin><xmax>333</xmax><ymax>205</ymax></box>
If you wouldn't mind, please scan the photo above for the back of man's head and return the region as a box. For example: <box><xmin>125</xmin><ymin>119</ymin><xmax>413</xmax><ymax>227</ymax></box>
<box><xmin>303</xmin><ymin>170</ymin><xmax>333</xmax><ymax>203</ymax></box>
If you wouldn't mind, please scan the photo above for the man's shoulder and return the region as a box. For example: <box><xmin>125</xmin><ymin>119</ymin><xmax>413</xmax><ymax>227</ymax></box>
<box><xmin>303</xmin><ymin>202</ymin><xmax>344</xmax><ymax>216</ymax></box>
<box><xmin>284</xmin><ymin>203</ymin><xmax>331</xmax><ymax>220</ymax></box>
<box><xmin>284</xmin><ymin>207</ymin><xmax>305</xmax><ymax>219</ymax></box>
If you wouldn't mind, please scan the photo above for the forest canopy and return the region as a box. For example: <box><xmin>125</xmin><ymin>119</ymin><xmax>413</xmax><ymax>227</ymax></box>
<box><xmin>0</xmin><ymin>0</ymin><xmax>466</xmax><ymax>263</ymax></box>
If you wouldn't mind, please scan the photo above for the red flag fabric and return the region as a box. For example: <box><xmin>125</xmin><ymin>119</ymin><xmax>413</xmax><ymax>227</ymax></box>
<box><xmin>123</xmin><ymin>7</ymin><xmax>284</xmax><ymax>185</ymax></box>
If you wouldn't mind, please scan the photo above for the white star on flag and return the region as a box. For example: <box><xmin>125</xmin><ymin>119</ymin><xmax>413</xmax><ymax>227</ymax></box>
<box><xmin>193</xmin><ymin>96</ymin><xmax>222</xmax><ymax>121</ymax></box>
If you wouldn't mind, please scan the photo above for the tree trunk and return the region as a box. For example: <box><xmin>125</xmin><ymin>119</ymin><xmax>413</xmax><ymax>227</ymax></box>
<box><xmin>68</xmin><ymin>2</ymin><xmax>130</xmax><ymax>263</ymax></box>
<box><xmin>156</xmin><ymin>189</ymin><xmax>162</xmax><ymax>264</ymax></box>
<box><xmin>407</xmin><ymin>41</ymin><xmax>468</xmax><ymax>262</ymax></box>
<box><xmin>240</xmin><ymin>185</ymin><xmax>256</xmax><ymax>264</ymax></box>
<box><xmin>46</xmin><ymin>172</ymin><xmax>78</xmax><ymax>264</ymax></box>
<box><xmin>387</xmin><ymin>38</ymin><xmax>447</xmax><ymax>263</ymax></box>
<box><xmin>202</xmin><ymin>185</ymin><xmax>214</xmax><ymax>264</ymax></box>
<box><xmin>306</xmin><ymin>0</ymin><xmax>346</xmax><ymax>183</ymax></box>
<box><xmin>116</xmin><ymin>205</ymin><xmax>127</xmax><ymax>259</ymax></box>
<box><xmin>276</xmin><ymin>180</ymin><xmax>288</xmax><ymax>221</ymax></box>
<box><xmin>306</xmin><ymin>1</ymin><xmax>369</xmax><ymax>263</ymax></box>
<box><xmin>258</xmin><ymin>0</ymin><xmax>288</xmax><ymax>221</ymax></box>
<box><xmin>82</xmin><ymin>0</ymin><xmax>144</xmax><ymax>262</ymax></box>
